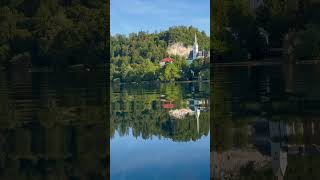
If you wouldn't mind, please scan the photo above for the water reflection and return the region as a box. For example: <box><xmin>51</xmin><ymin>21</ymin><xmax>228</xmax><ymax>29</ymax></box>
<box><xmin>0</xmin><ymin>71</ymin><xmax>107</xmax><ymax>180</ymax></box>
<box><xmin>212</xmin><ymin>65</ymin><xmax>320</xmax><ymax>180</ymax></box>
<box><xmin>111</xmin><ymin>82</ymin><xmax>210</xmax><ymax>180</ymax></box>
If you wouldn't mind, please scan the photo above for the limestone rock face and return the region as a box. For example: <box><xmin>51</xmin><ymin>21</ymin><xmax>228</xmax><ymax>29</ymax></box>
<box><xmin>169</xmin><ymin>108</ymin><xmax>194</xmax><ymax>119</ymax></box>
<box><xmin>166</xmin><ymin>42</ymin><xmax>192</xmax><ymax>58</ymax></box>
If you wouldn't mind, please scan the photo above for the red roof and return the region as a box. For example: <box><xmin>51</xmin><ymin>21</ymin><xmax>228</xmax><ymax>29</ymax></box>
<box><xmin>162</xmin><ymin>103</ymin><xmax>175</xmax><ymax>109</ymax></box>
<box><xmin>160</xmin><ymin>57</ymin><xmax>173</xmax><ymax>63</ymax></box>
<box><xmin>162</xmin><ymin>100</ymin><xmax>175</xmax><ymax>109</ymax></box>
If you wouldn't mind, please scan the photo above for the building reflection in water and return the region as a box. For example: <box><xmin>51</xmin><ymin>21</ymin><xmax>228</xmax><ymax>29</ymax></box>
<box><xmin>157</xmin><ymin>83</ymin><xmax>210</xmax><ymax>135</ymax></box>
<box><xmin>269</xmin><ymin>120</ymin><xmax>288</xmax><ymax>180</ymax></box>
<box><xmin>212</xmin><ymin>65</ymin><xmax>320</xmax><ymax>180</ymax></box>
<box><xmin>110</xmin><ymin>82</ymin><xmax>210</xmax><ymax>179</ymax></box>
<box><xmin>111</xmin><ymin>82</ymin><xmax>210</xmax><ymax>141</ymax></box>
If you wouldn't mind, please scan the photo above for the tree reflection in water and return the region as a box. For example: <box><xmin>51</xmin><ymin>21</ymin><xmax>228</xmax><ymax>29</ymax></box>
<box><xmin>110</xmin><ymin>82</ymin><xmax>210</xmax><ymax>142</ymax></box>
<box><xmin>0</xmin><ymin>71</ymin><xmax>108</xmax><ymax>180</ymax></box>
<box><xmin>110</xmin><ymin>82</ymin><xmax>210</xmax><ymax>179</ymax></box>
<box><xmin>212</xmin><ymin>65</ymin><xmax>320</xmax><ymax>180</ymax></box>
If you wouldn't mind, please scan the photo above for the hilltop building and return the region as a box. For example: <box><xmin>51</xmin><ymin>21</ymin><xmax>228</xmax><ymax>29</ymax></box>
<box><xmin>188</xmin><ymin>34</ymin><xmax>210</xmax><ymax>64</ymax></box>
<box><xmin>160</xmin><ymin>34</ymin><xmax>209</xmax><ymax>67</ymax></box>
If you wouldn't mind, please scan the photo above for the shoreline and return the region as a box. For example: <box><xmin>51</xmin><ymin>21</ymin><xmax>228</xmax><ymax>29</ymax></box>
<box><xmin>212</xmin><ymin>59</ymin><xmax>320</xmax><ymax>67</ymax></box>
<box><xmin>110</xmin><ymin>80</ymin><xmax>210</xmax><ymax>84</ymax></box>
<box><xmin>0</xmin><ymin>63</ymin><xmax>108</xmax><ymax>72</ymax></box>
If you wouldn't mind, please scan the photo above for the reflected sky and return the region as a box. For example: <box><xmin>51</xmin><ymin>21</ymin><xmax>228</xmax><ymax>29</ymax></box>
<box><xmin>110</xmin><ymin>82</ymin><xmax>210</xmax><ymax>180</ymax></box>
<box><xmin>111</xmin><ymin>129</ymin><xmax>210</xmax><ymax>180</ymax></box>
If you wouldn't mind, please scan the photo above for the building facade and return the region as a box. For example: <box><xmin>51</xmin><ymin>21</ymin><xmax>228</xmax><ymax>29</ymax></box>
<box><xmin>188</xmin><ymin>34</ymin><xmax>210</xmax><ymax>64</ymax></box>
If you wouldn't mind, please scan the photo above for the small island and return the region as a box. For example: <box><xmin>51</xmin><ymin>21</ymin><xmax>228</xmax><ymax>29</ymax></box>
<box><xmin>110</xmin><ymin>26</ymin><xmax>210</xmax><ymax>83</ymax></box>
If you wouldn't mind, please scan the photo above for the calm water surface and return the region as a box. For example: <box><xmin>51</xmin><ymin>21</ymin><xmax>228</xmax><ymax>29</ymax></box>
<box><xmin>212</xmin><ymin>64</ymin><xmax>320</xmax><ymax>180</ymax></box>
<box><xmin>0</xmin><ymin>70</ymin><xmax>107</xmax><ymax>180</ymax></box>
<box><xmin>110</xmin><ymin>82</ymin><xmax>210</xmax><ymax>180</ymax></box>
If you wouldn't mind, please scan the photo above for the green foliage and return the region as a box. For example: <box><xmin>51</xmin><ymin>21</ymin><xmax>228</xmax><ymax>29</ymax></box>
<box><xmin>190</xmin><ymin>57</ymin><xmax>210</xmax><ymax>76</ymax></box>
<box><xmin>212</xmin><ymin>0</ymin><xmax>320</xmax><ymax>61</ymax></box>
<box><xmin>0</xmin><ymin>0</ymin><xmax>108</xmax><ymax>68</ymax></box>
<box><xmin>160</xmin><ymin>63</ymin><xmax>181</xmax><ymax>82</ymax></box>
<box><xmin>110</xmin><ymin>26</ymin><xmax>210</xmax><ymax>82</ymax></box>
<box><xmin>295</xmin><ymin>24</ymin><xmax>320</xmax><ymax>59</ymax></box>
<box><xmin>212</xmin><ymin>0</ymin><xmax>267</xmax><ymax>61</ymax></box>
<box><xmin>160</xmin><ymin>83</ymin><xmax>183</xmax><ymax>103</ymax></box>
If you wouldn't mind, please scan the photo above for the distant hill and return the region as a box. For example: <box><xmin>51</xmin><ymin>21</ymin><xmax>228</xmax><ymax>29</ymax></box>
<box><xmin>110</xmin><ymin>26</ymin><xmax>209</xmax><ymax>64</ymax></box>
<box><xmin>110</xmin><ymin>26</ymin><xmax>210</xmax><ymax>82</ymax></box>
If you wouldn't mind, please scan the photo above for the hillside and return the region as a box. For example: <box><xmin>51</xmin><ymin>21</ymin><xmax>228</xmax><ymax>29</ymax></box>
<box><xmin>212</xmin><ymin>0</ymin><xmax>320</xmax><ymax>62</ymax></box>
<box><xmin>0</xmin><ymin>1</ymin><xmax>108</xmax><ymax>69</ymax></box>
<box><xmin>110</xmin><ymin>26</ymin><xmax>210</xmax><ymax>82</ymax></box>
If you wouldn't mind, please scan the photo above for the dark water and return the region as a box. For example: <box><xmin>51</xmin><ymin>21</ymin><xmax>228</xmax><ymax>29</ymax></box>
<box><xmin>110</xmin><ymin>82</ymin><xmax>210</xmax><ymax>180</ymax></box>
<box><xmin>0</xmin><ymin>70</ymin><xmax>107</xmax><ymax>180</ymax></box>
<box><xmin>212</xmin><ymin>64</ymin><xmax>320</xmax><ymax>180</ymax></box>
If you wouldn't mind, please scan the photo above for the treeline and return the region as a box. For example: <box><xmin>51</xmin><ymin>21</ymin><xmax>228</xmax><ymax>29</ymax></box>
<box><xmin>212</xmin><ymin>0</ymin><xmax>320</xmax><ymax>62</ymax></box>
<box><xmin>0</xmin><ymin>0</ymin><xmax>108</xmax><ymax>69</ymax></box>
<box><xmin>110</xmin><ymin>26</ymin><xmax>210</xmax><ymax>82</ymax></box>
<box><xmin>110</xmin><ymin>100</ymin><xmax>210</xmax><ymax>141</ymax></box>
<box><xmin>110</xmin><ymin>82</ymin><xmax>210</xmax><ymax>141</ymax></box>
<box><xmin>111</xmin><ymin>109</ymin><xmax>210</xmax><ymax>142</ymax></box>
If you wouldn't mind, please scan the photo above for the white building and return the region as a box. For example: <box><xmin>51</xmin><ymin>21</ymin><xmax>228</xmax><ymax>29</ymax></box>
<box><xmin>271</xmin><ymin>142</ymin><xmax>287</xmax><ymax>180</ymax></box>
<box><xmin>269</xmin><ymin>121</ymin><xmax>288</xmax><ymax>180</ymax></box>
<box><xmin>193</xmin><ymin>33</ymin><xmax>199</xmax><ymax>60</ymax></box>
<box><xmin>188</xmin><ymin>34</ymin><xmax>210</xmax><ymax>65</ymax></box>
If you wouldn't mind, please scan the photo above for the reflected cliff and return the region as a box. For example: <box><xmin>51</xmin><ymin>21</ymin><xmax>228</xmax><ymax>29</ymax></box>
<box><xmin>212</xmin><ymin>65</ymin><xmax>320</xmax><ymax>180</ymax></box>
<box><xmin>110</xmin><ymin>83</ymin><xmax>210</xmax><ymax>141</ymax></box>
<box><xmin>110</xmin><ymin>82</ymin><xmax>210</xmax><ymax>180</ymax></box>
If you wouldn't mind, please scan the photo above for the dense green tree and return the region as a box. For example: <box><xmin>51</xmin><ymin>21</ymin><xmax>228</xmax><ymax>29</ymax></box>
<box><xmin>212</xmin><ymin>0</ymin><xmax>320</xmax><ymax>62</ymax></box>
<box><xmin>295</xmin><ymin>24</ymin><xmax>320</xmax><ymax>59</ymax></box>
<box><xmin>110</xmin><ymin>26</ymin><xmax>210</xmax><ymax>82</ymax></box>
<box><xmin>160</xmin><ymin>63</ymin><xmax>181</xmax><ymax>82</ymax></box>
<box><xmin>0</xmin><ymin>0</ymin><xmax>108</xmax><ymax>69</ymax></box>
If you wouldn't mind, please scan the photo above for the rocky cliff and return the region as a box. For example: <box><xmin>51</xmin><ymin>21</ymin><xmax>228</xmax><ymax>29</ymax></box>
<box><xmin>166</xmin><ymin>42</ymin><xmax>192</xmax><ymax>58</ymax></box>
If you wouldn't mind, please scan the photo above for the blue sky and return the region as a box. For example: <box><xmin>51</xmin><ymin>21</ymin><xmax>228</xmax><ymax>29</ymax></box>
<box><xmin>110</xmin><ymin>0</ymin><xmax>210</xmax><ymax>36</ymax></box>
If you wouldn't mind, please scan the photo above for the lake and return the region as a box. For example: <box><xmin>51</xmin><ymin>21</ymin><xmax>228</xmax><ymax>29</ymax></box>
<box><xmin>0</xmin><ymin>70</ymin><xmax>108</xmax><ymax>179</ymax></box>
<box><xmin>110</xmin><ymin>82</ymin><xmax>210</xmax><ymax>180</ymax></box>
<box><xmin>212</xmin><ymin>64</ymin><xmax>320</xmax><ymax>179</ymax></box>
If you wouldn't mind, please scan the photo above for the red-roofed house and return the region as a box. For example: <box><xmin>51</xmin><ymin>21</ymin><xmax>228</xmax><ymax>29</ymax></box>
<box><xmin>160</xmin><ymin>57</ymin><xmax>173</xmax><ymax>67</ymax></box>
<box><xmin>161</xmin><ymin>100</ymin><xmax>175</xmax><ymax>109</ymax></box>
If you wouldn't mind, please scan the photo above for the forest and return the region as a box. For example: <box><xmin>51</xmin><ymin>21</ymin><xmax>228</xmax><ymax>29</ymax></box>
<box><xmin>110</xmin><ymin>26</ymin><xmax>210</xmax><ymax>82</ymax></box>
<box><xmin>212</xmin><ymin>0</ymin><xmax>320</xmax><ymax>62</ymax></box>
<box><xmin>0</xmin><ymin>0</ymin><xmax>108</xmax><ymax>70</ymax></box>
